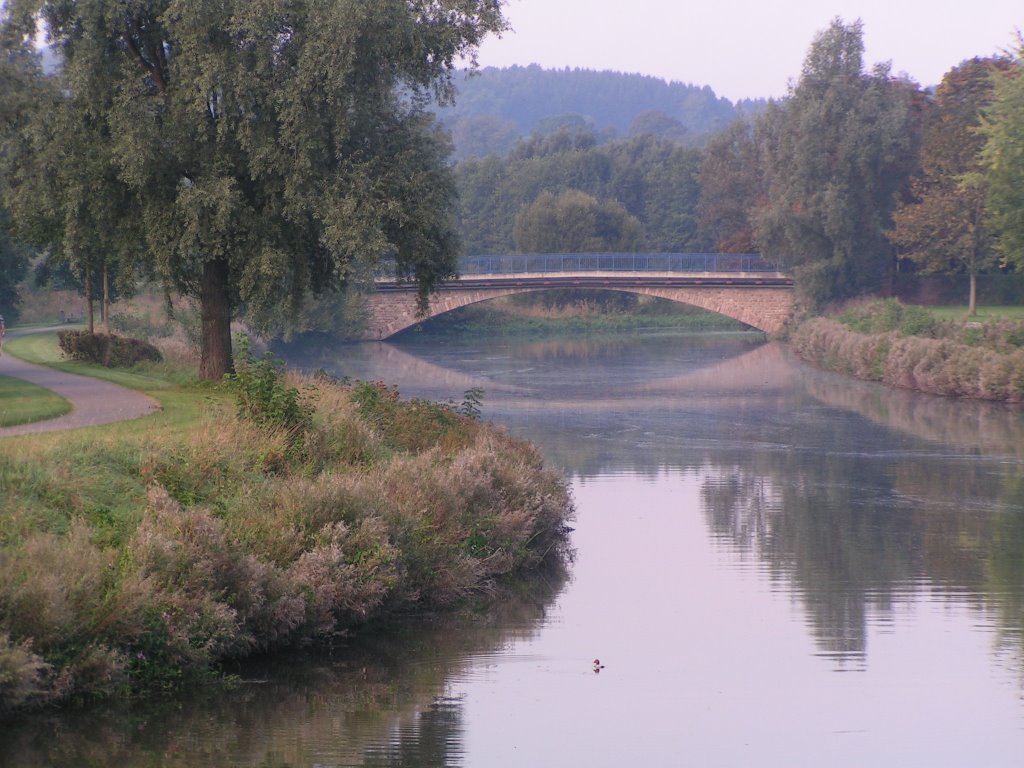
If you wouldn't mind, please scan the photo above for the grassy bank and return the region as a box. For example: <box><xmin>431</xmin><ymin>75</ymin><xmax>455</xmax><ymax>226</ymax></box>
<box><xmin>791</xmin><ymin>299</ymin><xmax>1024</xmax><ymax>401</ymax></box>
<box><xmin>922</xmin><ymin>305</ymin><xmax>1024</xmax><ymax>322</ymax></box>
<box><xmin>0</xmin><ymin>336</ymin><xmax>573</xmax><ymax>717</ymax></box>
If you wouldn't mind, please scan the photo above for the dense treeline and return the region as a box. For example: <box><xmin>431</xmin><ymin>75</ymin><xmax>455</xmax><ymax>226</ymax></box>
<box><xmin>3</xmin><ymin>13</ymin><xmax>1024</xmax><ymax>337</ymax></box>
<box><xmin>743</xmin><ymin>22</ymin><xmax>1022</xmax><ymax>310</ymax></box>
<box><xmin>0</xmin><ymin>0</ymin><xmax>506</xmax><ymax>378</ymax></box>
<box><xmin>454</xmin><ymin>19</ymin><xmax>1024</xmax><ymax>314</ymax></box>
<box><xmin>455</xmin><ymin>131</ymin><xmax>709</xmax><ymax>254</ymax></box>
<box><xmin>438</xmin><ymin>64</ymin><xmax>765</xmax><ymax>160</ymax></box>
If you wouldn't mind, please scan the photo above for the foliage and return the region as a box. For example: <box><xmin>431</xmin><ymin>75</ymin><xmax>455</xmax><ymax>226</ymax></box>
<box><xmin>837</xmin><ymin>299</ymin><xmax>938</xmax><ymax>337</ymax></box>
<box><xmin>57</xmin><ymin>330</ymin><xmax>163</xmax><ymax>368</ymax></box>
<box><xmin>890</xmin><ymin>57</ymin><xmax>1011</xmax><ymax>313</ymax></box>
<box><xmin>794</xmin><ymin>303</ymin><xmax>1024</xmax><ymax>401</ymax></box>
<box><xmin>454</xmin><ymin>387</ymin><xmax>485</xmax><ymax>420</ymax></box>
<box><xmin>0</xmin><ymin>365</ymin><xmax>573</xmax><ymax>715</ymax></box>
<box><xmin>350</xmin><ymin>380</ymin><xmax>473</xmax><ymax>454</ymax></box>
<box><xmin>437</xmin><ymin>64</ymin><xmax>761</xmax><ymax>160</ymax></box>
<box><xmin>228</xmin><ymin>336</ymin><xmax>312</xmax><ymax>439</ymax></box>
<box><xmin>0</xmin><ymin>49</ymin><xmax>45</xmax><ymax>326</ymax></box>
<box><xmin>0</xmin><ymin>35</ymin><xmax>142</xmax><ymax>333</ymax></box>
<box><xmin>0</xmin><ymin>0</ymin><xmax>506</xmax><ymax>380</ymax></box>
<box><xmin>0</xmin><ymin>210</ymin><xmax>29</xmax><ymax>323</ymax></box>
<box><xmin>629</xmin><ymin>111</ymin><xmax>691</xmax><ymax>144</ymax></box>
<box><xmin>698</xmin><ymin>118</ymin><xmax>762</xmax><ymax>252</ymax></box>
<box><xmin>455</xmin><ymin>133</ymin><xmax>709</xmax><ymax>254</ymax></box>
<box><xmin>754</xmin><ymin>18</ymin><xmax>919</xmax><ymax>307</ymax></box>
<box><xmin>513</xmin><ymin>189</ymin><xmax>643</xmax><ymax>253</ymax></box>
<box><xmin>980</xmin><ymin>42</ymin><xmax>1024</xmax><ymax>268</ymax></box>
<box><xmin>256</xmin><ymin>284</ymin><xmax>370</xmax><ymax>342</ymax></box>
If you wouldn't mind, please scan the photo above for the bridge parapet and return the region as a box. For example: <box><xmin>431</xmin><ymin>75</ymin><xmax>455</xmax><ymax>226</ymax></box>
<box><xmin>378</xmin><ymin>253</ymin><xmax>785</xmax><ymax>277</ymax></box>
<box><xmin>462</xmin><ymin>253</ymin><xmax>783</xmax><ymax>274</ymax></box>
<box><xmin>434</xmin><ymin>270</ymin><xmax>791</xmax><ymax>287</ymax></box>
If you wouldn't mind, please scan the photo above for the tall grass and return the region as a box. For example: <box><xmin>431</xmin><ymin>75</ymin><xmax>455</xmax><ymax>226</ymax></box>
<box><xmin>792</xmin><ymin>301</ymin><xmax>1024</xmax><ymax>401</ymax></box>
<box><xmin>0</xmin><ymin>370</ymin><xmax>573</xmax><ymax>716</ymax></box>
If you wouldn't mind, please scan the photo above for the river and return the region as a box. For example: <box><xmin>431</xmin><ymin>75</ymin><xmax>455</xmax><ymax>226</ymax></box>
<box><xmin>3</xmin><ymin>330</ymin><xmax>1024</xmax><ymax>766</ymax></box>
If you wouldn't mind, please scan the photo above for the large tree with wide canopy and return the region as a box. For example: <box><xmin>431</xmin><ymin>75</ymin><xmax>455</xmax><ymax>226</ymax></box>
<box><xmin>1</xmin><ymin>0</ymin><xmax>505</xmax><ymax>378</ymax></box>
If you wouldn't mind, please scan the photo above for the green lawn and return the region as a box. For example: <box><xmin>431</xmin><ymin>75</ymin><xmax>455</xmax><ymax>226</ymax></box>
<box><xmin>4</xmin><ymin>333</ymin><xmax>177</xmax><ymax>389</ymax></box>
<box><xmin>0</xmin><ymin>373</ymin><xmax>72</xmax><ymax>427</ymax></box>
<box><xmin>2</xmin><ymin>332</ymin><xmax>222</xmax><ymax>434</ymax></box>
<box><xmin>922</xmin><ymin>305</ymin><xmax>1024</xmax><ymax>322</ymax></box>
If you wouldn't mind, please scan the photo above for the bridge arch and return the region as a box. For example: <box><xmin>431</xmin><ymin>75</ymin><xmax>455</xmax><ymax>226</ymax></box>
<box><xmin>364</xmin><ymin>283</ymin><xmax>794</xmax><ymax>339</ymax></box>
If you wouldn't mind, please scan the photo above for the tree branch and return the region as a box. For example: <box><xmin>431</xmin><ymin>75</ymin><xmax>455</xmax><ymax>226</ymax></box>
<box><xmin>122</xmin><ymin>17</ymin><xmax>167</xmax><ymax>93</ymax></box>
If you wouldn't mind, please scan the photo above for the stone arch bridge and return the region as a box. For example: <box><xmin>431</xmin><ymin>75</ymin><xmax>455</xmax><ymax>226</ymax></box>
<box><xmin>364</xmin><ymin>253</ymin><xmax>794</xmax><ymax>339</ymax></box>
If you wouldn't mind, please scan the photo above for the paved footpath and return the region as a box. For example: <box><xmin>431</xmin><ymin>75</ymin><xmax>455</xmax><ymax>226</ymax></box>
<box><xmin>0</xmin><ymin>332</ymin><xmax>159</xmax><ymax>437</ymax></box>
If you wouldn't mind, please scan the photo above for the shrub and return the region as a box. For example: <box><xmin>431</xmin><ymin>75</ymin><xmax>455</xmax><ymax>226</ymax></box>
<box><xmin>0</xmin><ymin>635</ymin><xmax>51</xmax><ymax>715</ymax></box>
<box><xmin>110</xmin><ymin>311</ymin><xmax>173</xmax><ymax>339</ymax></box>
<box><xmin>837</xmin><ymin>298</ymin><xmax>938</xmax><ymax>337</ymax></box>
<box><xmin>228</xmin><ymin>335</ymin><xmax>313</xmax><ymax>440</ymax></box>
<box><xmin>1004</xmin><ymin>325</ymin><xmax>1024</xmax><ymax>349</ymax></box>
<box><xmin>0</xmin><ymin>345</ymin><xmax>574</xmax><ymax>715</ymax></box>
<box><xmin>57</xmin><ymin>331</ymin><xmax>163</xmax><ymax>368</ymax></box>
<box><xmin>350</xmin><ymin>380</ymin><xmax>476</xmax><ymax>454</ymax></box>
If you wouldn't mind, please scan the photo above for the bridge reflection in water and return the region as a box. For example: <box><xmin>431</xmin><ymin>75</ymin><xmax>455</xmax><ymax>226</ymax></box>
<box><xmin>369</xmin><ymin>253</ymin><xmax>795</xmax><ymax>339</ymax></box>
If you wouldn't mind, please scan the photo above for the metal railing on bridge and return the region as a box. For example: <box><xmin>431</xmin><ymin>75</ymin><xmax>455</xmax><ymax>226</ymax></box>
<box><xmin>459</xmin><ymin>253</ymin><xmax>780</xmax><ymax>275</ymax></box>
<box><xmin>376</xmin><ymin>253</ymin><xmax>782</xmax><ymax>278</ymax></box>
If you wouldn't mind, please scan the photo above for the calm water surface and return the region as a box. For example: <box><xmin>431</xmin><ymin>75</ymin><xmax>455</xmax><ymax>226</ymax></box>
<box><xmin>4</xmin><ymin>331</ymin><xmax>1024</xmax><ymax>766</ymax></box>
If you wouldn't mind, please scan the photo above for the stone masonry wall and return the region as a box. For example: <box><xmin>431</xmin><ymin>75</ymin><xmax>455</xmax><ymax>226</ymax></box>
<box><xmin>364</xmin><ymin>285</ymin><xmax>794</xmax><ymax>339</ymax></box>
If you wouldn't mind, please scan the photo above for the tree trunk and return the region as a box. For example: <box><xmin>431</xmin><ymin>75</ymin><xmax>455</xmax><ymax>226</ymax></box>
<box><xmin>102</xmin><ymin>264</ymin><xmax>110</xmax><ymax>334</ymax></box>
<box><xmin>969</xmin><ymin>271</ymin><xmax>977</xmax><ymax>317</ymax></box>
<box><xmin>85</xmin><ymin>265</ymin><xmax>95</xmax><ymax>334</ymax></box>
<box><xmin>199</xmin><ymin>256</ymin><xmax>234</xmax><ymax>380</ymax></box>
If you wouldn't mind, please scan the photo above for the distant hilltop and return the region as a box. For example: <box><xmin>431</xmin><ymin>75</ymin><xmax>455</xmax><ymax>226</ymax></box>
<box><xmin>437</xmin><ymin>64</ymin><xmax>768</xmax><ymax>160</ymax></box>
<box><xmin>36</xmin><ymin>50</ymin><xmax>765</xmax><ymax>161</ymax></box>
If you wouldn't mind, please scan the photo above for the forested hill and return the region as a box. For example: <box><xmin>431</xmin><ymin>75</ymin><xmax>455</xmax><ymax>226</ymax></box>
<box><xmin>438</xmin><ymin>65</ymin><xmax>767</xmax><ymax>160</ymax></box>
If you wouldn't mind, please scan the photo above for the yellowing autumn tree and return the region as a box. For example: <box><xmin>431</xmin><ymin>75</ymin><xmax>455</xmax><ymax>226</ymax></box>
<box><xmin>890</xmin><ymin>57</ymin><xmax>1012</xmax><ymax>315</ymax></box>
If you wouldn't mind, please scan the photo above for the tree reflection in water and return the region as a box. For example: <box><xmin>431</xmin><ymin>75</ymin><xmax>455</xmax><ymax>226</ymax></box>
<box><xmin>292</xmin><ymin>334</ymin><xmax>1024</xmax><ymax>679</ymax></box>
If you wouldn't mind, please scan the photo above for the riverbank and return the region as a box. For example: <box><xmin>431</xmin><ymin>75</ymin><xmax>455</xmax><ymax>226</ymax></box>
<box><xmin>790</xmin><ymin>299</ymin><xmax>1024</xmax><ymax>402</ymax></box>
<box><xmin>0</xmin><ymin>334</ymin><xmax>573</xmax><ymax>717</ymax></box>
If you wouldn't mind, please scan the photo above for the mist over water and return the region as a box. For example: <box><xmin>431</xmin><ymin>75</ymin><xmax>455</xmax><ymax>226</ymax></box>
<box><xmin>5</xmin><ymin>331</ymin><xmax>1024</xmax><ymax>766</ymax></box>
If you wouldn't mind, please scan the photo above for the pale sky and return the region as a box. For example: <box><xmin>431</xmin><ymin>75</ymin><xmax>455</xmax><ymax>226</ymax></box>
<box><xmin>474</xmin><ymin>0</ymin><xmax>1022</xmax><ymax>102</ymax></box>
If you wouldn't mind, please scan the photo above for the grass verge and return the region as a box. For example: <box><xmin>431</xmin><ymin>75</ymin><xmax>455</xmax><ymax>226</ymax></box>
<box><xmin>0</xmin><ymin>335</ymin><xmax>573</xmax><ymax>717</ymax></box>
<box><xmin>0</xmin><ymin>375</ymin><xmax>71</xmax><ymax>427</ymax></box>
<box><xmin>923</xmin><ymin>305</ymin><xmax>1024</xmax><ymax>322</ymax></box>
